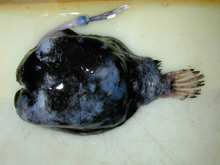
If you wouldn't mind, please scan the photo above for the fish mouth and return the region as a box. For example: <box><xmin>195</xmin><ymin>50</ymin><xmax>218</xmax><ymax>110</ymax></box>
<box><xmin>14</xmin><ymin>88</ymin><xmax>34</xmax><ymax>121</ymax></box>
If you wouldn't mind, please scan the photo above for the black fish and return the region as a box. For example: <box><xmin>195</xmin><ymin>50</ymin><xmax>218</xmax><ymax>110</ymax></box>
<box><xmin>14</xmin><ymin>5</ymin><xmax>204</xmax><ymax>134</ymax></box>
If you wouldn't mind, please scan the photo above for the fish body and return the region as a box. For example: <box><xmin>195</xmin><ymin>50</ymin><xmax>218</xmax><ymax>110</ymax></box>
<box><xmin>14</xmin><ymin>5</ymin><xmax>204</xmax><ymax>134</ymax></box>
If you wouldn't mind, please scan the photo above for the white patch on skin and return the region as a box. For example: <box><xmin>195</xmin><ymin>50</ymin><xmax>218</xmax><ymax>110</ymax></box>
<box><xmin>31</xmin><ymin>90</ymin><xmax>58</xmax><ymax>125</ymax></box>
<box><xmin>37</xmin><ymin>38</ymin><xmax>54</xmax><ymax>55</ymax></box>
<box><xmin>94</xmin><ymin>61</ymin><xmax>126</xmax><ymax>100</ymax></box>
<box><xmin>36</xmin><ymin>38</ymin><xmax>56</xmax><ymax>63</ymax></box>
<box><xmin>36</xmin><ymin>90</ymin><xmax>46</xmax><ymax>110</ymax></box>
<box><xmin>67</xmin><ymin>83</ymin><xmax>105</xmax><ymax>125</ymax></box>
<box><xmin>95</xmin><ymin>67</ymin><xmax>109</xmax><ymax>79</ymax></box>
<box><xmin>17</xmin><ymin>90</ymin><xmax>58</xmax><ymax>125</ymax></box>
<box><xmin>17</xmin><ymin>73</ymin><xmax>63</xmax><ymax>125</ymax></box>
<box><xmin>17</xmin><ymin>94</ymin><xmax>29</xmax><ymax>121</ymax></box>
<box><xmin>41</xmin><ymin>73</ymin><xmax>56</xmax><ymax>90</ymax></box>
<box><xmin>94</xmin><ymin>61</ymin><xmax>118</xmax><ymax>81</ymax></box>
<box><xmin>79</xmin><ymin>95</ymin><xmax>104</xmax><ymax>121</ymax></box>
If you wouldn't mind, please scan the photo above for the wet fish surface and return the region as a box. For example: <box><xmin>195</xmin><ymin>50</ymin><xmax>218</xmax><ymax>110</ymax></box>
<box><xmin>14</xmin><ymin>5</ymin><xmax>204</xmax><ymax>134</ymax></box>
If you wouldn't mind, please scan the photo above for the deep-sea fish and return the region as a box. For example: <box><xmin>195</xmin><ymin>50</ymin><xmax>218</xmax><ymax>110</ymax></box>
<box><xmin>15</xmin><ymin>5</ymin><xmax>204</xmax><ymax>134</ymax></box>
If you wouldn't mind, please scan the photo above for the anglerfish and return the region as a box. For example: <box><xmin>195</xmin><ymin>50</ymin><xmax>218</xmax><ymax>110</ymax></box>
<box><xmin>14</xmin><ymin>5</ymin><xmax>204</xmax><ymax>134</ymax></box>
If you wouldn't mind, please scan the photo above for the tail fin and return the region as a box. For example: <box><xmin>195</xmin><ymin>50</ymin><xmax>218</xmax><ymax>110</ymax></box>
<box><xmin>163</xmin><ymin>69</ymin><xmax>205</xmax><ymax>99</ymax></box>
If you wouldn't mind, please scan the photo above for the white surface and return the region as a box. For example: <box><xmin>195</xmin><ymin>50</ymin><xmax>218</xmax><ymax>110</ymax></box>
<box><xmin>0</xmin><ymin>2</ymin><xmax>220</xmax><ymax>165</ymax></box>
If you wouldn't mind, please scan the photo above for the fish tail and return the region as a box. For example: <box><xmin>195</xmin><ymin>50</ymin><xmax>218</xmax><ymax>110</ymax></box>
<box><xmin>161</xmin><ymin>69</ymin><xmax>205</xmax><ymax>99</ymax></box>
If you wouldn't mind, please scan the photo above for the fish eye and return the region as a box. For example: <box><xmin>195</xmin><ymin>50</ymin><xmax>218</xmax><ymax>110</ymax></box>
<box><xmin>35</xmin><ymin>65</ymin><xmax>41</xmax><ymax>71</ymax></box>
